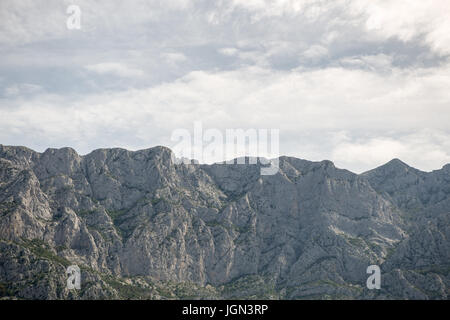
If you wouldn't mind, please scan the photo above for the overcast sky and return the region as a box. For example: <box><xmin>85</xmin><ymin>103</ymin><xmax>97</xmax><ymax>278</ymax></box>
<box><xmin>1</xmin><ymin>0</ymin><xmax>450</xmax><ymax>173</ymax></box>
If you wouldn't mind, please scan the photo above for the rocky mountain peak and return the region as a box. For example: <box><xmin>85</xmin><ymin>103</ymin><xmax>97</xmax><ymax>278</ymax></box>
<box><xmin>365</xmin><ymin>158</ymin><xmax>415</xmax><ymax>176</ymax></box>
<box><xmin>0</xmin><ymin>145</ymin><xmax>449</xmax><ymax>299</ymax></box>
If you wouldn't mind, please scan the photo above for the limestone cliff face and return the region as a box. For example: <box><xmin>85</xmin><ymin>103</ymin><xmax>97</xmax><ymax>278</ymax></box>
<box><xmin>0</xmin><ymin>145</ymin><xmax>448</xmax><ymax>299</ymax></box>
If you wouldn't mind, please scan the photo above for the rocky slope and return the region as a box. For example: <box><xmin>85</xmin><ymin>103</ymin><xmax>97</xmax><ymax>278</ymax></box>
<box><xmin>0</xmin><ymin>144</ymin><xmax>448</xmax><ymax>299</ymax></box>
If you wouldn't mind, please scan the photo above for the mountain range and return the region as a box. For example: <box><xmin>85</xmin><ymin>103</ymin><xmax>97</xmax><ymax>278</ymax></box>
<box><xmin>0</xmin><ymin>144</ymin><xmax>448</xmax><ymax>299</ymax></box>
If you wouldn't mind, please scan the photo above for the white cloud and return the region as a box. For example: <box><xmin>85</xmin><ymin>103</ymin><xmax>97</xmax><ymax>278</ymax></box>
<box><xmin>0</xmin><ymin>0</ymin><xmax>191</xmax><ymax>46</ymax></box>
<box><xmin>332</xmin><ymin>131</ymin><xmax>450</xmax><ymax>173</ymax></box>
<box><xmin>230</xmin><ymin>0</ymin><xmax>312</xmax><ymax>19</ymax></box>
<box><xmin>162</xmin><ymin>52</ymin><xmax>188</xmax><ymax>67</ymax></box>
<box><xmin>0</xmin><ymin>0</ymin><xmax>66</xmax><ymax>46</ymax></box>
<box><xmin>301</xmin><ymin>45</ymin><xmax>329</xmax><ymax>60</ymax></box>
<box><xmin>1</xmin><ymin>0</ymin><xmax>450</xmax><ymax>173</ymax></box>
<box><xmin>85</xmin><ymin>62</ymin><xmax>144</xmax><ymax>78</ymax></box>
<box><xmin>3</xmin><ymin>83</ymin><xmax>43</xmax><ymax>96</ymax></box>
<box><xmin>352</xmin><ymin>0</ymin><xmax>450</xmax><ymax>55</ymax></box>
<box><xmin>339</xmin><ymin>54</ymin><xmax>393</xmax><ymax>71</ymax></box>
<box><xmin>218</xmin><ymin>47</ymin><xmax>238</xmax><ymax>56</ymax></box>
<box><xmin>1</xmin><ymin>0</ymin><xmax>448</xmax><ymax>58</ymax></box>
<box><xmin>2</xmin><ymin>62</ymin><xmax>450</xmax><ymax>172</ymax></box>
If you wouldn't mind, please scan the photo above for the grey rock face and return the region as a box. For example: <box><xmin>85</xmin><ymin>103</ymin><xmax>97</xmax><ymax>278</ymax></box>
<box><xmin>363</xmin><ymin>158</ymin><xmax>450</xmax><ymax>217</ymax></box>
<box><xmin>0</xmin><ymin>144</ymin><xmax>448</xmax><ymax>299</ymax></box>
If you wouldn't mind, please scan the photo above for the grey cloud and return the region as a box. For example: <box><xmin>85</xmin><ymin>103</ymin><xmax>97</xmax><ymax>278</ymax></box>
<box><xmin>0</xmin><ymin>0</ymin><xmax>449</xmax><ymax>172</ymax></box>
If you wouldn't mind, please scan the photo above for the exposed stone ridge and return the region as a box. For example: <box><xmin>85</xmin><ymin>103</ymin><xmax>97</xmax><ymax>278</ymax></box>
<box><xmin>0</xmin><ymin>144</ymin><xmax>448</xmax><ymax>299</ymax></box>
